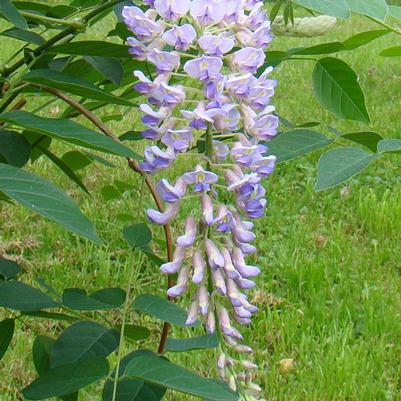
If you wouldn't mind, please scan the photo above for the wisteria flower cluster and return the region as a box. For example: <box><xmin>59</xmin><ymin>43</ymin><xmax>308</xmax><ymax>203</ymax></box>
<box><xmin>123</xmin><ymin>0</ymin><xmax>278</xmax><ymax>399</ymax></box>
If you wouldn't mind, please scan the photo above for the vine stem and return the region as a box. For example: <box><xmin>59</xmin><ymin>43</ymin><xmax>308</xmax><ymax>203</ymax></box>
<box><xmin>31</xmin><ymin>85</ymin><xmax>175</xmax><ymax>354</ymax></box>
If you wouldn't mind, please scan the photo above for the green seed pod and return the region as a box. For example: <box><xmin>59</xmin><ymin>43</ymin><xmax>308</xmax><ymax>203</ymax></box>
<box><xmin>271</xmin><ymin>15</ymin><xmax>337</xmax><ymax>38</ymax></box>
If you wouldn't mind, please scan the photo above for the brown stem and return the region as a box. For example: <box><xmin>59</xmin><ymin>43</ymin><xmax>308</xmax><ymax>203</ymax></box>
<box><xmin>34</xmin><ymin>85</ymin><xmax>175</xmax><ymax>352</ymax></box>
<box><xmin>11</xmin><ymin>99</ymin><xmax>27</xmax><ymax>111</ymax></box>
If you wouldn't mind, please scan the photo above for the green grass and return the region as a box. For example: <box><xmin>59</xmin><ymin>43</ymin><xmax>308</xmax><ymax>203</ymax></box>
<box><xmin>1</xmin><ymin>8</ymin><xmax>401</xmax><ymax>401</ymax></box>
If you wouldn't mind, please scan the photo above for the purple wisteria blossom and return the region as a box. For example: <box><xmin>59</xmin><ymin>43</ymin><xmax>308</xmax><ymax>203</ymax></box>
<box><xmin>199</xmin><ymin>34</ymin><xmax>235</xmax><ymax>56</ymax></box>
<box><xmin>124</xmin><ymin>1</ymin><xmax>277</xmax><ymax>399</ymax></box>
<box><xmin>190</xmin><ymin>0</ymin><xmax>228</xmax><ymax>25</ymax></box>
<box><xmin>162</xmin><ymin>24</ymin><xmax>197</xmax><ymax>50</ymax></box>
<box><xmin>183</xmin><ymin>164</ymin><xmax>218</xmax><ymax>192</ymax></box>
<box><xmin>184</xmin><ymin>56</ymin><xmax>223</xmax><ymax>81</ymax></box>
<box><xmin>231</xmin><ymin>47</ymin><xmax>265</xmax><ymax>74</ymax></box>
<box><xmin>154</xmin><ymin>0</ymin><xmax>191</xmax><ymax>21</ymax></box>
<box><xmin>161</xmin><ymin>129</ymin><xmax>193</xmax><ymax>152</ymax></box>
<box><xmin>156</xmin><ymin>177</ymin><xmax>186</xmax><ymax>202</ymax></box>
<box><xmin>147</xmin><ymin>49</ymin><xmax>180</xmax><ymax>73</ymax></box>
<box><xmin>123</xmin><ymin>7</ymin><xmax>163</xmax><ymax>42</ymax></box>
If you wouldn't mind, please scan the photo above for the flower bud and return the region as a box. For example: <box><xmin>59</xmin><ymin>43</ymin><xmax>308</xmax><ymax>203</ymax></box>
<box><xmin>241</xmin><ymin>360</ymin><xmax>258</xmax><ymax>370</ymax></box>
<box><xmin>192</xmin><ymin>251</ymin><xmax>205</xmax><ymax>284</ymax></box>
<box><xmin>205</xmin><ymin>239</ymin><xmax>224</xmax><ymax>269</ymax></box>
<box><xmin>228</xmin><ymin>375</ymin><xmax>237</xmax><ymax>392</ymax></box>
<box><xmin>147</xmin><ymin>201</ymin><xmax>180</xmax><ymax>225</ymax></box>
<box><xmin>177</xmin><ymin>216</ymin><xmax>197</xmax><ymax>247</ymax></box>
<box><xmin>185</xmin><ymin>300</ymin><xmax>199</xmax><ymax>326</ymax></box>
<box><xmin>206</xmin><ymin>307</ymin><xmax>216</xmax><ymax>333</ymax></box>
<box><xmin>217</xmin><ymin>353</ymin><xmax>226</xmax><ymax>370</ymax></box>
<box><xmin>197</xmin><ymin>285</ymin><xmax>209</xmax><ymax>316</ymax></box>
<box><xmin>227</xmin><ymin>278</ymin><xmax>242</xmax><ymax>307</ymax></box>
<box><xmin>234</xmin><ymin>344</ymin><xmax>253</xmax><ymax>354</ymax></box>
<box><xmin>201</xmin><ymin>193</ymin><xmax>214</xmax><ymax>225</ymax></box>
<box><xmin>160</xmin><ymin>245</ymin><xmax>185</xmax><ymax>274</ymax></box>
<box><xmin>167</xmin><ymin>266</ymin><xmax>189</xmax><ymax>297</ymax></box>
<box><xmin>221</xmin><ymin>247</ymin><xmax>240</xmax><ymax>280</ymax></box>
<box><xmin>212</xmin><ymin>268</ymin><xmax>227</xmax><ymax>295</ymax></box>
<box><xmin>219</xmin><ymin>306</ymin><xmax>234</xmax><ymax>336</ymax></box>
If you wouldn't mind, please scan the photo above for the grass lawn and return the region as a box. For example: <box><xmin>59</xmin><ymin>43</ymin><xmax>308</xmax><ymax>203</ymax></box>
<box><xmin>1</xmin><ymin>7</ymin><xmax>401</xmax><ymax>401</ymax></box>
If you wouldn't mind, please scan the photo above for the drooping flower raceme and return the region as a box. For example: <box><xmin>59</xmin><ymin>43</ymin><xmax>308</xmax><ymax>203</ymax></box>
<box><xmin>123</xmin><ymin>1</ymin><xmax>278</xmax><ymax>399</ymax></box>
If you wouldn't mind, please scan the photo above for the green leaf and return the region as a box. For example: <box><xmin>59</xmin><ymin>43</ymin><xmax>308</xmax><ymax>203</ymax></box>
<box><xmin>0</xmin><ymin>319</ymin><xmax>14</xmax><ymax>360</ymax></box>
<box><xmin>380</xmin><ymin>46</ymin><xmax>401</xmax><ymax>57</ymax></box>
<box><xmin>0</xmin><ymin>129</ymin><xmax>31</xmax><ymax>167</ymax></box>
<box><xmin>165</xmin><ymin>334</ymin><xmax>219</xmax><ymax>352</ymax></box>
<box><xmin>84</xmin><ymin>56</ymin><xmax>124</xmax><ymax>85</ymax></box>
<box><xmin>47</xmin><ymin>5</ymin><xmax>77</xmax><ymax>18</ymax></box>
<box><xmin>123</xmin><ymin>223</ymin><xmax>152</xmax><ymax>250</ymax></box>
<box><xmin>0</xmin><ymin>257</ymin><xmax>21</xmax><ymax>280</ymax></box>
<box><xmin>114</xmin><ymin>180</ymin><xmax>134</xmax><ymax>193</ymax></box>
<box><xmin>0</xmin><ymin>111</ymin><xmax>140</xmax><ymax>159</ymax></box>
<box><xmin>101</xmin><ymin>185</ymin><xmax>121</xmax><ymax>201</ymax></box>
<box><xmin>313</xmin><ymin>57</ymin><xmax>370</xmax><ymax>123</ymax></box>
<box><xmin>31</xmin><ymin>333</ymin><xmax>79</xmax><ymax>401</ymax></box>
<box><xmin>389</xmin><ymin>5</ymin><xmax>401</xmax><ymax>20</ymax></box>
<box><xmin>0</xmin><ymin>0</ymin><xmax>28</xmax><ymax>29</ymax></box>
<box><xmin>23</xmin><ymin>356</ymin><xmax>109</xmax><ymax>399</ymax></box>
<box><xmin>102</xmin><ymin>350</ymin><xmax>167</xmax><ymax>401</ymax></box>
<box><xmin>22</xmin><ymin>311</ymin><xmax>76</xmax><ymax>322</ymax></box>
<box><xmin>125</xmin><ymin>353</ymin><xmax>238</xmax><ymax>401</ymax></box>
<box><xmin>85</xmin><ymin>151</ymin><xmax>116</xmax><ymax>168</ymax></box>
<box><xmin>377</xmin><ymin>139</ymin><xmax>401</xmax><ymax>154</ymax></box>
<box><xmin>292</xmin><ymin>0</ymin><xmax>350</xmax><ymax>19</ymax></box>
<box><xmin>289</xmin><ymin>30</ymin><xmax>389</xmax><ymax>57</ymax></box>
<box><xmin>51</xmin><ymin>321</ymin><xmax>120</xmax><ymax>368</ymax></box>
<box><xmin>23</xmin><ymin>69</ymin><xmax>132</xmax><ymax>106</ymax></box>
<box><xmin>267</xmin><ymin>129</ymin><xmax>333</xmax><ymax>162</ymax></box>
<box><xmin>132</xmin><ymin>294</ymin><xmax>196</xmax><ymax>327</ymax></box>
<box><xmin>123</xmin><ymin>223</ymin><xmax>163</xmax><ymax>265</ymax></box>
<box><xmin>292</xmin><ymin>42</ymin><xmax>345</xmax><ymax>56</ymax></box>
<box><xmin>115</xmin><ymin>324</ymin><xmax>150</xmax><ymax>343</ymax></box>
<box><xmin>63</xmin><ymin>288</ymin><xmax>125</xmax><ymax>311</ymax></box>
<box><xmin>341</xmin><ymin>131</ymin><xmax>383</xmax><ymax>152</ymax></box>
<box><xmin>61</xmin><ymin>151</ymin><xmax>93</xmax><ymax>171</ymax></box>
<box><xmin>39</xmin><ymin>146</ymin><xmax>89</xmax><ymax>194</ymax></box>
<box><xmin>0</xmin><ymin>163</ymin><xmax>101</xmax><ymax>242</ymax></box>
<box><xmin>114</xmin><ymin>1</ymin><xmax>134</xmax><ymax>21</ymax></box>
<box><xmin>32</xmin><ymin>336</ymin><xmax>55</xmax><ymax>375</ymax></box>
<box><xmin>23</xmin><ymin>131</ymin><xmax>52</xmax><ymax>162</ymax></box>
<box><xmin>48</xmin><ymin>41</ymin><xmax>130</xmax><ymax>58</ymax></box>
<box><xmin>0</xmin><ymin>27</ymin><xmax>44</xmax><ymax>44</ymax></box>
<box><xmin>0</xmin><ymin>280</ymin><xmax>57</xmax><ymax>312</ymax></box>
<box><xmin>120</xmin><ymin>131</ymin><xmax>143</xmax><ymax>142</ymax></box>
<box><xmin>108</xmin><ymin>22</ymin><xmax>131</xmax><ymax>41</ymax></box>
<box><xmin>346</xmin><ymin>0</ymin><xmax>388</xmax><ymax>19</ymax></box>
<box><xmin>342</xmin><ymin>29</ymin><xmax>390</xmax><ymax>50</ymax></box>
<box><xmin>14</xmin><ymin>1</ymin><xmax>51</xmax><ymax>14</ymax></box>
<box><xmin>315</xmin><ymin>148</ymin><xmax>379</xmax><ymax>191</ymax></box>
<box><xmin>297</xmin><ymin>122</ymin><xmax>321</xmax><ymax>128</ymax></box>
<box><xmin>102</xmin><ymin>114</ymin><xmax>123</xmax><ymax>123</ymax></box>
<box><xmin>116</xmin><ymin>213</ymin><xmax>135</xmax><ymax>223</ymax></box>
